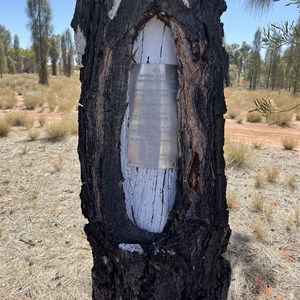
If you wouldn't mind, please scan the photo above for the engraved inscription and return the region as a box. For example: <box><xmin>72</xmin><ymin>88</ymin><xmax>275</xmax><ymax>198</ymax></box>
<box><xmin>128</xmin><ymin>64</ymin><xmax>178</xmax><ymax>169</ymax></box>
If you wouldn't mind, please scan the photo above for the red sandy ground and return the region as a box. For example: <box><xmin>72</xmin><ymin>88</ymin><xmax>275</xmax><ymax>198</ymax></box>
<box><xmin>225</xmin><ymin>119</ymin><xmax>300</xmax><ymax>151</ymax></box>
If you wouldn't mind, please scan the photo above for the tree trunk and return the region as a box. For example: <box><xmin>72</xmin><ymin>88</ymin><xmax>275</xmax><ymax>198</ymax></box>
<box><xmin>71</xmin><ymin>1</ymin><xmax>230</xmax><ymax>299</ymax></box>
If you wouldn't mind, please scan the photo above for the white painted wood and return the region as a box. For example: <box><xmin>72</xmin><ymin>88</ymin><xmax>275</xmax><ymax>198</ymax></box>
<box><xmin>74</xmin><ymin>25</ymin><xmax>86</xmax><ymax>66</ymax></box>
<box><xmin>181</xmin><ymin>0</ymin><xmax>190</xmax><ymax>8</ymax></box>
<box><xmin>121</xmin><ymin>17</ymin><xmax>177</xmax><ymax>233</ymax></box>
<box><xmin>132</xmin><ymin>17</ymin><xmax>176</xmax><ymax>64</ymax></box>
<box><xmin>108</xmin><ymin>0</ymin><xmax>122</xmax><ymax>20</ymax></box>
<box><xmin>118</xmin><ymin>243</ymin><xmax>144</xmax><ymax>254</ymax></box>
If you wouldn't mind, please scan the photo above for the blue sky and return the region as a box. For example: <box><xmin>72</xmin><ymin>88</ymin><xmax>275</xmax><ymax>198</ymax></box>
<box><xmin>0</xmin><ymin>0</ymin><xmax>299</xmax><ymax>49</ymax></box>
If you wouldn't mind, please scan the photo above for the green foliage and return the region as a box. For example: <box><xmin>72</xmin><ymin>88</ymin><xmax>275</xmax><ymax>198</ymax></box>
<box><xmin>49</xmin><ymin>35</ymin><xmax>60</xmax><ymax>76</ymax></box>
<box><xmin>250</xmin><ymin>98</ymin><xmax>300</xmax><ymax>118</ymax></box>
<box><xmin>26</xmin><ymin>0</ymin><xmax>53</xmax><ymax>85</ymax></box>
<box><xmin>226</xmin><ymin>1</ymin><xmax>300</xmax><ymax>92</ymax></box>
<box><xmin>225</xmin><ymin>42</ymin><xmax>251</xmax><ymax>86</ymax></box>
<box><xmin>0</xmin><ymin>40</ymin><xmax>5</xmax><ymax>77</ymax></box>
<box><xmin>0</xmin><ymin>25</ymin><xmax>11</xmax><ymax>54</ymax></box>
<box><xmin>61</xmin><ymin>29</ymin><xmax>74</xmax><ymax>77</ymax></box>
<box><xmin>247</xmin><ymin>30</ymin><xmax>262</xmax><ymax>90</ymax></box>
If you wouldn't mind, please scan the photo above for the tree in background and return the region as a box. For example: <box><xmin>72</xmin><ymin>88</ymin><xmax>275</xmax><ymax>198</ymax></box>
<box><xmin>0</xmin><ymin>25</ymin><xmax>11</xmax><ymax>74</ymax></box>
<box><xmin>247</xmin><ymin>29</ymin><xmax>262</xmax><ymax>90</ymax></box>
<box><xmin>0</xmin><ymin>40</ymin><xmax>4</xmax><ymax>78</ymax></box>
<box><xmin>226</xmin><ymin>42</ymin><xmax>251</xmax><ymax>86</ymax></box>
<box><xmin>6</xmin><ymin>49</ymin><xmax>16</xmax><ymax>74</ymax></box>
<box><xmin>264</xmin><ymin>35</ymin><xmax>282</xmax><ymax>90</ymax></box>
<box><xmin>26</xmin><ymin>0</ymin><xmax>52</xmax><ymax>85</ymax></box>
<box><xmin>13</xmin><ymin>35</ymin><xmax>21</xmax><ymax>73</ymax></box>
<box><xmin>20</xmin><ymin>49</ymin><xmax>36</xmax><ymax>73</ymax></box>
<box><xmin>49</xmin><ymin>35</ymin><xmax>60</xmax><ymax>76</ymax></box>
<box><xmin>0</xmin><ymin>25</ymin><xmax>11</xmax><ymax>55</ymax></box>
<box><xmin>61</xmin><ymin>28</ymin><xmax>74</xmax><ymax>77</ymax></box>
<box><xmin>286</xmin><ymin>18</ymin><xmax>300</xmax><ymax>93</ymax></box>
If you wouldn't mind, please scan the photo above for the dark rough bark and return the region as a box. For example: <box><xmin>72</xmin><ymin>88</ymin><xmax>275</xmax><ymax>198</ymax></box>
<box><xmin>72</xmin><ymin>1</ymin><xmax>230</xmax><ymax>299</ymax></box>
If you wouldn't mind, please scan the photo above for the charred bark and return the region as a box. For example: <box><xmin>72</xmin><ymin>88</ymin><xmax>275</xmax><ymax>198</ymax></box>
<box><xmin>72</xmin><ymin>0</ymin><xmax>230</xmax><ymax>299</ymax></box>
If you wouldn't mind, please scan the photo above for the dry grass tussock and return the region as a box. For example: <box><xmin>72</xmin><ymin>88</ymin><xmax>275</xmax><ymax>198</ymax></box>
<box><xmin>5</xmin><ymin>111</ymin><xmax>35</xmax><ymax>129</ymax></box>
<box><xmin>225</xmin><ymin>141</ymin><xmax>300</xmax><ymax>299</ymax></box>
<box><xmin>45</xmin><ymin>114</ymin><xmax>78</xmax><ymax>141</ymax></box>
<box><xmin>0</xmin><ymin>89</ymin><xmax>17</xmax><ymax>109</ymax></box>
<box><xmin>0</xmin><ymin>118</ymin><xmax>11</xmax><ymax>137</ymax></box>
<box><xmin>225</xmin><ymin>87</ymin><xmax>300</xmax><ymax>126</ymax></box>
<box><xmin>225</xmin><ymin>140</ymin><xmax>252</xmax><ymax>168</ymax></box>
<box><xmin>0</xmin><ymin>73</ymin><xmax>91</xmax><ymax>299</ymax></box>
<box><xmin>0</xmin><ymin>73</ymin><xmax>80</xmax><ymax>112</ymax></box>
<box><xmin>0</xmin><ymin>134</ymin><xmax>92</xmax><ymax>300</ymax></box>
<box><xmin>282</xmin><ymin>136</ymin><xmax>298</xmax><ymax>150</ymax></box>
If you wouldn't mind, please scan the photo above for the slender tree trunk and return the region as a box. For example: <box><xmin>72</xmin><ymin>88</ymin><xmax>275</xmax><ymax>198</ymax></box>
<box><xmin>72</xmin><ymin>1</ymin><xmax>230</xmax><ymax>299</ymax></box>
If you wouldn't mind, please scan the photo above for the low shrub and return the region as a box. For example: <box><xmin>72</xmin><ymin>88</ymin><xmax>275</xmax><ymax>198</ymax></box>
<box><xmin>24</xmin><ymin>92</ymin><xmax>45</xmax><ymax>109</ymax></box>
<box><xmin>265</xmin><ymin>166</ymin><xmax>281</xmax><ymax>183</ymax></box>
<box><xmin>225</xmin><ymin>108</ymin><xmax>240</xmax><ymax>120</ymax></box>
<box><xmin>282</xmin><ymin>136</ymin><xmax>298</xmax><ymax>150</ymax></box>
<box><xmin>254</xmin><ymin>172</ymin><xmax>264</xmax><ymax>188</ymax></box>
<box><xmin>57</xmin><ymin>97</ymin><xmax>76</xmax><ymax>112</ymax></box>
<box><xmin>268</xmin><ymin>112</ymin><xmax>293</xmax><ymax>126</ymax></box>
<box><xmin>45</xmin><ymin>120</ymin><xmax>70</xmax><ymax>141</ymax></box>
<box><xmin>252</xmin><ymin>218</ymin><xmax>268</xmax><ymax>241</ymax></box>
<box><xmin>0</xmin><ymin>119</ymin><xmax>11</xmax><ymax>137</ymax></box>
<box><xmin>0</xmin><ymin>90</ymin><xmax>17</xmax><ymax>109</ymax></box>
<box><xmin>5</xmin><ymin>111</ymin><xmax>35</xmax><ymax>128</ymax></box>
<box><xmin>246</xmin><ymin>111</ymin><xmax>262</xmax><ymax>123</ymax></box>
<box><xmin>28</xmin><ymin>129</ymin><xmax>40</xmax><ymax>141</ymax></box>
<box><xmin>252</xmin><ymin>139</ymin><xmax>263</xmax><ymax>150</ymax></box>
<box><xmin>38</xmin><ymin>115</ymin><xmax>47</xmax><ymax>127</ymax></box>
<box><xmin>251</xmin><ymin>193</ymin><xmax>265</xmax><ymax>212</ymax></box>
<box><xmin>225</xmin><ymin>141</ymin><xmax>251</xmax><ymax>168</ymax></box>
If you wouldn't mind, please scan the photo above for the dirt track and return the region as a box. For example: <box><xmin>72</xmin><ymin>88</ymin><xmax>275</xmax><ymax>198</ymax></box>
<box><xmin>225</xmin><ymin>119</ymin><xmax>300</xmax><ymax>150</ymax></box>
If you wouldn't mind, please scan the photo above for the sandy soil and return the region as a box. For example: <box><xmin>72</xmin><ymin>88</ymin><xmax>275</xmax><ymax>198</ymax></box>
<box><xmin>0</xmin><ymin>115</ymin><xmax>299</xmax><ymax>299</ymax></box>
<box><xmin>225</xmin><ymin>119</ymin><xmax>300</xmax><ymax>150</ymax></box>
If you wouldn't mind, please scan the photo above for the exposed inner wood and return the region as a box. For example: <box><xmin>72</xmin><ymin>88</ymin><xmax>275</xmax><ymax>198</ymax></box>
<box><xmin>108</xmin><ymin>0</ymin><xmax>122</xmax><ymax>20</ymax></box>
<box><xmin>121</xmin><ymin>17</ymin><xmax>177</xmax><ymax>233</ymax></box>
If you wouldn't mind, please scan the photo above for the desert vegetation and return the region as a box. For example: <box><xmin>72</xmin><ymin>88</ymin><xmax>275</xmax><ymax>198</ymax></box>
<box><xmin>0</xmin><ymin>73</ymin><xmax>92</xmax><ymax>299</ymax></box>
<box><xmin>224</xmin><ymin>87</ymin><xmax>300</xmax><ymax>125</ymax></box>
<box><xmin>0</xmin><ymin>73</ymin><xmax>299</xmax><ymax>299</ymax></box>
<box><xmin>0</xmin><ymin>73</ymin><xmax>79</xmax><ymax>142</ymax></box>
<box><xmin>225</xmin><ymin>136</ymin><xmax>300</xmax><ymax>299</ymax></box>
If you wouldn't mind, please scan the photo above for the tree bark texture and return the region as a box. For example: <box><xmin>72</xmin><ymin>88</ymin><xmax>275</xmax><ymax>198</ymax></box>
<box><xmin>72</xmin><ymin>1</ymin><xmax>230</xmax><ymax>299</ymax></box>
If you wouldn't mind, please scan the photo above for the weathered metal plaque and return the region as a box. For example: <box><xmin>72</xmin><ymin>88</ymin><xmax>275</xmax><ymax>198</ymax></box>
<box><xmin>128</xmin><ymin>64</ymin><xmax>178</xmax><ymax>169</ymax></box>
